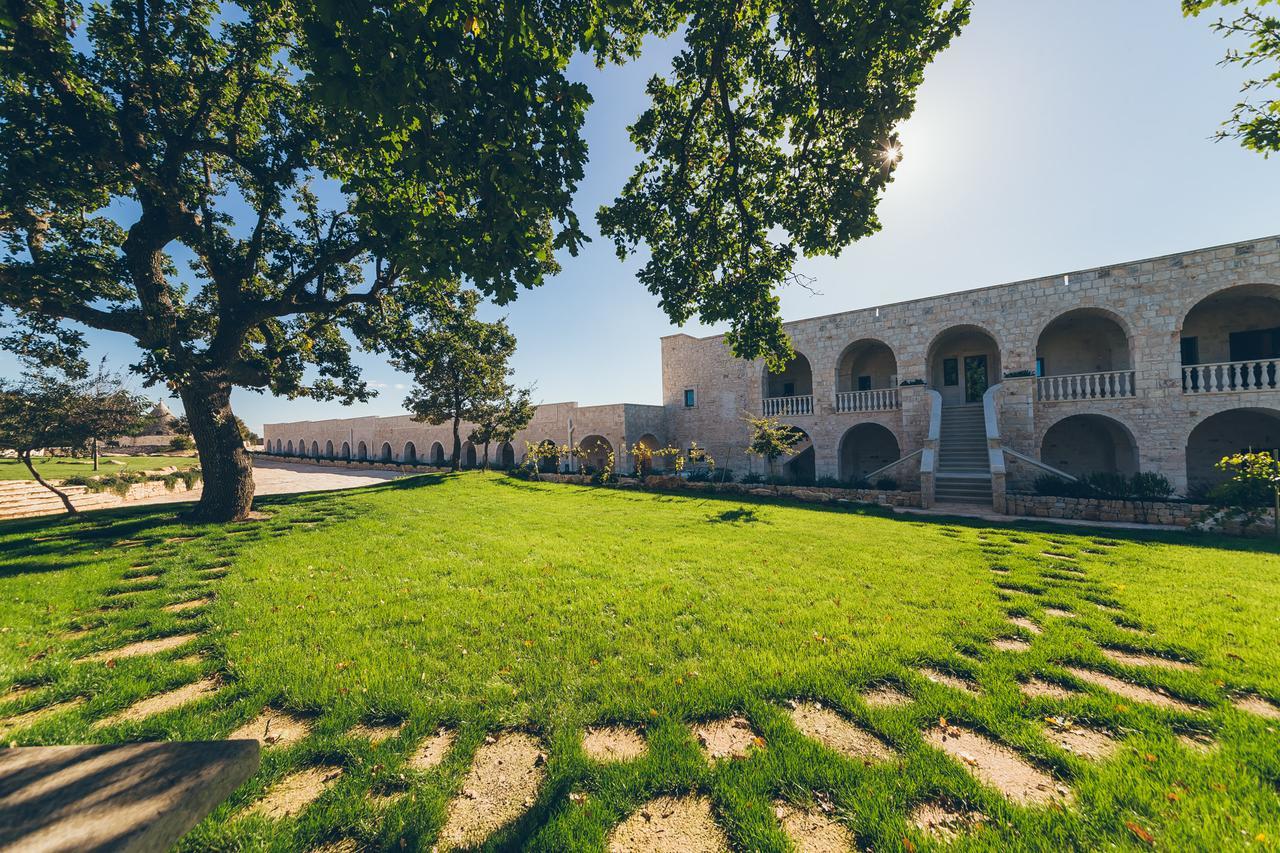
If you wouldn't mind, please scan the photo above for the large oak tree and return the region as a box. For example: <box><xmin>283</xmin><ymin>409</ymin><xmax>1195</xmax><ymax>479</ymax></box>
<box><xmin>0</xmin><ymin>0</ymin><xmax>969</xmax><ymax>520</ymax></box>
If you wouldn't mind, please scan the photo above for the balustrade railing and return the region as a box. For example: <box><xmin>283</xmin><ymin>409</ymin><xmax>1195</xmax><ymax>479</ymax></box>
<box><xmin>834</xmin><ymin>388</ymin><xmax>900</xmax><ymax>413</ymax></box>
<box><xmin>762</xmin><ymin>395</ymin><xmax>814</xmax><ymax>417</ymax></box>
<box><xmin>1036</xmin><ymin>370</ymin><xmax>1136</xmax><ymax>402</ymax></box>
<box><xmin>1182</xmin><ymin>359</ymin><xmax>1279</xmax><ymax>393</ymax></box>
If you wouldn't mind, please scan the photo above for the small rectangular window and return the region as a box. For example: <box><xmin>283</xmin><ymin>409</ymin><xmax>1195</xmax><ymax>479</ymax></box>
<box><xmin>857</xmin><ymin>375</ymin><xmax>872</xmax><ymax>392</ymax></box>
<box><xmin>1035</xmin><ymin>357</ymin><xmax>1045</xmax><ymax>377</ymax></box>
<box><xmin>683</xmin><ymin>388</ymin><xmax>696</xmax><ymax>407</ymax></box>
<box><xmin>943</xmin><ymin>358</ymin><xmax>959</xmax><ymax>386</ymax></box>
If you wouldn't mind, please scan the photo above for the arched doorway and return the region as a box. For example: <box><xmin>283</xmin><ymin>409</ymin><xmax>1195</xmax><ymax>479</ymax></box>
<box><xmin>1041</xmin><ymin>414</ymin><xmax>1139</xmax><ymax>478</ymax></box>
<box><xmin>463</xmin><ymin>442</ymin><xmax>477</xmax><ymax>468</ymax></box>
<box><xmin>578</xmin><ymin>435</ymin><xmax>613</xmax><ymax>473</ymax></box>
<box><xmin>835</xmin><ymin>340</ymin><xmax>898</xmax><ymax>411</ymax></box>
<box><xmin>286</xmin><ymin>439</ymin><xmax>294</xmax><ymax>455</ymax></box>
<box><xmin>310</xmin><ymin>440</ymin><xmax>320</xmax><ymax>458</ymax></box>
<box><xmin>403</xmin><ymin>441</ymin><xmax>418</xmax><ymax>464</ymax></box>
<box><xmin>356</xmin><ymin>441</ymin><xmax>368</xmax><ymax>461</ymax></box>
<box><xmin>324</xmin><ymin>440</ymin><xmax>334</xmax><ymax>458</ymax></box>
<box><xmin>763</xmin><ymin>352</ymin><xmax>814</xmax><ymax>416</ymax></box>
<box><xmin>430</xmin><ymin>442</ymin><xmax>445</xmax><ymax>466</ymax></box>
<box><xmin>1181</xmin><ymin>284</ymin><xmax>1280</xmax><ymax>392</ymax></box>
<box><xmin>633</xmin><ymin>433</ymin><xmax>662</xmax><ymax>475</ymax></box>
<box><xmin>1186</xmin><ymin>408</ymin><xmax>1280</xmax><ymax>489</ymax></box>
<box><xmin>781</xmin><ymin>429</ymin><xmax>815</xmax><ymax>484</ymax></box>
<box><xmin>297</xmin><ymin>438</ymin><xmax>307</xmax><ymax>456</ymax></box>
<box><xmin>380</xmin><ymin>442</ymin><xmax>393</xmax><ymax>462</ymax></box>
<box><xmin>1036</xmin><ymin>308</ymin><xmax>1134</xmax><ymax>400</ymax></box>
<box><xmin>928</xmin><ymin>325</ymin><xmax>1001</xmax><ymax>406</ymax></box>
<box><xmin>839</xmin><ymin>423</ymin><xmax>901</xmax><ymax>482</ymax></box>
<box><xmin>499</xmin><ymin>442</ymin><xmax>516</xmax><ymax>468</ymax></box>
<box><xmin>536</xmin><ymin>439</ymin><xmax>558</xmax><ymax>473</ymax></box>
<box><xmin>340</xmin><ymin>441</ymin><xmax>350</xmax><ymax>460</ymax></box>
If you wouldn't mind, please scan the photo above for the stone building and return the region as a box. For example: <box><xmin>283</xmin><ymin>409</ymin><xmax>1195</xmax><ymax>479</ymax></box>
<box><xmin>264</xmin><ymin>234</ymin><xmax>1280</xmax><ymax>510</ymax></box>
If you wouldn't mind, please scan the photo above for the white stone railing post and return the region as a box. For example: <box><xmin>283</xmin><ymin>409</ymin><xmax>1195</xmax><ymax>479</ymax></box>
<box><xmin>833</xmin><ymin>388</ymin><xmax>901</xmax><ymax>413</ymax></box>
<box><xmin>1182</xmin><ymin>359</ymin><xmax>1279</xmax><ymax>394</ymax></box>
<box><xmin>762</xmin><ymin>394</ymin><xmax>814</xmax><ymax>416</ymax></box>
<box><xmin>1036</xmin><ymin>369</ymin><xmax>1137</xmax><ymax>401</ymax></box>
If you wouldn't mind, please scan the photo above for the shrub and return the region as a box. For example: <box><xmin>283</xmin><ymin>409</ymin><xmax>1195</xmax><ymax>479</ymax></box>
<box><xmin>168</xmin><ymin>435</ymin><xmax>194</xmax><ymax>451</ymax></box>
<box><xmin>740</xmin><ymin>471</ymin><xmax>765</xmax><ymax>485</ymax></box>
<box><xmin>875</xmin><ymin>476</ymin><xmax>898</xmax><ymax>491</ymax></box>
<box><xmin>1033</xmin><ymin>474</ymin><xmax>1091</xmax><ymax>498</ymax></box>
<box><xmin>765</xmin><ymin>474</ymin><xmax>788</xmax><ymax>486</ymax></box>
<box><xmin>1129</xmin><ymin>472</ymin><xmax>1174</xmax><ymax>501</ymax></box>
<box><xmin>715</xmin><ymin>469</ymin><xmax>735</xmax><ymax>483</ymax></box>
<box><xmin>1207</xmin><ymin>478</ymin><xmax>1272</xmax><ymax>509</ymax></box>
<box><xmin>1083</xmin><ymin>472</ymin><xmax>1130</xmax><ymax>500</ymax></box>
<box><xmin>685</xmin><ymin>468</ymin><xmax>713</xmax><ymax>483</ymax></box>
<box><xmin>847</xmin><ymin>476</ymin><xmax>871</xmax><ymax>489</ymax></box>
<box><xmin>815</xmin><ymin>476</ymin><xmax>843</xmax><ymax>488</ymax></box>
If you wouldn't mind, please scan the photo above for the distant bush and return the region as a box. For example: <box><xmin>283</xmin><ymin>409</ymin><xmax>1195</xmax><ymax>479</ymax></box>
<box><xmin>740</xmin><ymin>472</ymin><xmax>765</xmax><ymax>485</ymax></box>
<box><xmin>875</xmin><ymin>476</ymin><xmax>898</xmax><ymax>491</ymax></box>
<box><xmin>167</xmin><ymin>435</ymin><xmax>194</xmax><ymax>451</ymax></box>
<box><xmin>1033</xmin><ymin>472</ymin><xmax>1177</xmax><ymax>502</ymax></box>
<box><xmin>685</xmin><ymin>468</ymin><xmax>714</xmax><ymax>482</ymax></box>
<box><xmin>815</xmin><ymin>476</ymin><xmax>843</xmax><ymax>488</ymax></box>
<box><xmin>847</xmin><ymin>476</ymin><xmax>871</xmax><ymax>489</ymax></box>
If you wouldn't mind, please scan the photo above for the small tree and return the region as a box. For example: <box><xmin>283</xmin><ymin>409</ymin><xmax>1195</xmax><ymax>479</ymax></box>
<box><xmin>394</xmin><ymin>290</ymin><xmax>517</xmax><ymax>471</ymax></box>
<box><xmin>468</xmin><ymin>385</ymin><xmax>534</xmax><ymax>470</ymax></box>
<box><xmin>745</xmin><ymin>413</ymin><xmax>805</xmax><ymax>478</ymax></box>
<box><xmin>1185</xmin><ymin>0</ymin><xmax>1280</xmax><ymax>155</ymax></box>
<box><xmin>0</xmin><ymin>370</ymin><xmax>150</xmax><ymax>513</ymax></box>
<box><xmin>1216</xmin><ymin>450</ymin><xmax>1280</xmax><ymax>535</ymax></box>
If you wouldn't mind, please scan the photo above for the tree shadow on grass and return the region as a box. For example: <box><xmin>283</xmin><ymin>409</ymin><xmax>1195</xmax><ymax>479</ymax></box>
<box><xmin>707</xmin><ymin>507</ymin><xmax>766</xmax><ymax>525</ymax></box>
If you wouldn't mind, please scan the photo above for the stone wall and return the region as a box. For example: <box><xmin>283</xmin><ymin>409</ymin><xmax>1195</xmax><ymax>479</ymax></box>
<box><xmin>1004</xmin><ymin>493</ymin><xmax>1276</xmax><ymax>535</ymax></box>
<box><xmin>528</xmin><ymin>472</ymin><xmax>922</xmax><ymax>508</ymax></box>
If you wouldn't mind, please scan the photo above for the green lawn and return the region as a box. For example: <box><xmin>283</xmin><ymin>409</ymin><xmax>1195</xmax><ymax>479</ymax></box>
<box><xmin>0</xmin><ymin>454</ymin><xmax>198</xmax><ymax>481</ymax></box>
<box><xmin>2</xmin><ymin>473</ymin><xmax>1279</xmax><ymax>851</ymax></box>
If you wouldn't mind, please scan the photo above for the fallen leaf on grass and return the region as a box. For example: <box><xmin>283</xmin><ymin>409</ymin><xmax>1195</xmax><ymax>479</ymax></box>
<box><xmin>1126</xmin><ymin>821</ymin><xmax>1155</xmax><ymax>846</ymax></box>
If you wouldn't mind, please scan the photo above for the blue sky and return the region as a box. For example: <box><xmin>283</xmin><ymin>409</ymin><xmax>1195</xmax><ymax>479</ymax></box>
<box><xmin>7</xmin><ymin>0</ymin><xmax>1280</xmax><ymax>433</ymax></box>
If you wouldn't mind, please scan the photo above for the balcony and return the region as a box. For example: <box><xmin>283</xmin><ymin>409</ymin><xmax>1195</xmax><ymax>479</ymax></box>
<box><xmin>1183</xmin><ymin>359</ymin><xmax>1279</xmax><ymax>394</ymax></box>
<box><xmin>1036</xmin><ymin>370</ymin><xmax>1136</xmax><ymax>402</ymax></box>
<box><xmin>762</xmin><ymin>395</ymin><xmax>814</xmax><ymax>417</ymax></box>
<box><xmin>834</xmin><ymin>388</ymin><xmax>900</xmax><ymax>413</ymax></box>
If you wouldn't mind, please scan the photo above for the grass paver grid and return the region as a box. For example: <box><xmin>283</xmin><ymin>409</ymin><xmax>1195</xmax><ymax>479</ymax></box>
<box><xmin>1</xmin><ymin>473</ymin><xmax>1279</xmax><ymax>850</ymax></box>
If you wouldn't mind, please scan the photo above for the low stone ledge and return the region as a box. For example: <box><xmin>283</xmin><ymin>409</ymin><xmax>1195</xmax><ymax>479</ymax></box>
<box><xmin>523</xmin><ymin>472</ymin><xmax>922</xmax><ymax>508</ymax></box>
<box><xmin>254</xmin><ymin>453</ymin><xmax>451</xmax><ymax>474</ymax></box>
<box><xmin>1005</xmin><ymin>493</ymin><xmax>1275</xmax><ymax>535</ymax></box>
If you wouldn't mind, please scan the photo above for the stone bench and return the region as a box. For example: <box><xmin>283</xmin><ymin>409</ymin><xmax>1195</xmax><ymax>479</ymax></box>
<box><xmin>0</xmin><ymin>740</ymin><xmax>259</xmax><ymax>852</ymax></box>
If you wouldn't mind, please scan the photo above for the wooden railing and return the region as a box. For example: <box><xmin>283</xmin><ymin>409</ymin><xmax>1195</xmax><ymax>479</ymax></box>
<box><xmin>762</xmin><ymin>395</ymin><xmax>814</xmax><ymax>417</ymax></box>
<box><xmin>1183</xmin><ymin>359</ymin><xmax>1279</xmax><ymax>393</ymax></box>
<box><xmin>1036</xmin><ymin>370</ymin><xmax>1136</xmax><ymax>402</ymax></box>
<box><xmin>834</xmin><ymin>388</ymin><xmax>900</xmax><ymax>413</ymax></box>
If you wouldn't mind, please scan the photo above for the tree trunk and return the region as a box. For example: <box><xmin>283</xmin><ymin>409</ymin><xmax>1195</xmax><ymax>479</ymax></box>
<box><xmin>450</xmin><ymin>416</ymin><xmax>462</xmax><ymax>471</ymax></box>
<box><xmin>22</xmin><ymin>450</ymin><xmax>77</xmax><ymax>514</ymax></box>
<box><xmin>482</xmin><ymin>440</ymin><xmax>490</xmax><ymax>471</ymax></box>
<box><xmin>181</xmin><ymin>376</ymin><xmax>254</xmax><ymax>522</ymax></box>
<box><xmin>92</xmin><ymin>438</ymin><xmax>98</xmax><ymax>471</ymax></box>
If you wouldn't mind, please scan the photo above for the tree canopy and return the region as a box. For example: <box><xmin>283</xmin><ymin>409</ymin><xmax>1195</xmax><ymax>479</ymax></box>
<box><xmin>0</xmin><ymin>0</ymin><xmax>970</xmax><ymax>518</ymax></box>
<box><xmin>1185</xmin><ymin>0</ymin><xmax>1280</xmax><ymax>155</ymax></box>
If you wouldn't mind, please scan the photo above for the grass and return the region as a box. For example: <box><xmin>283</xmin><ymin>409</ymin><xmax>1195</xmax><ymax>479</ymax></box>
<box><xmin>0</xmin><ymin>454</ymin><xmax>198</xmax><ymax>481</ymax></box>
<box><xmin>2</xmin><ymin>472</ymin><xmax>1279</xmax><ymax>851</ymax></box>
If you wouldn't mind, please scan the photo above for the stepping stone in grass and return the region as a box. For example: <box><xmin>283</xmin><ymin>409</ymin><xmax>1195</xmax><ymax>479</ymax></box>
<box><xmin>1177</xmin><ymin>731</ymin><xmax>1218</xmax><ymax>753</ymax></box>
<box><xmin>1099</xmin><ymin>648</ymin><xmax>1198</xmax><ymax>671</ymax></box>
<box><xmin>438</xmin><ymin>732</ymin><xmax>546</xmax><ymax>848</ymax></box>
<box><xmin>229</xmin><ymin>708</ymin><xmax>312</xmax><ymax>750</ymax></box>
<box><xmin>93</xmin><ymin>677</ymin><xmax>220</xmax><ymax>729</ymax></box>
<box><xmin>582</xmin><ymin>725</ymin><xmax>648</xmax><ymax>762</ymax></box>
<box><xmin>1040</xmin><ymin>552</ymin><xmax>1077</xmax><ymax>561</ymax></box>
<box><xmin>1093</xmin><ymin>601</ymin><xmax>1123</xmax><ymax>614</ymax></box>
<box><xmin>691</xmin><ymin>716</ymin><xmax>762</xmax><ymax>762</ymax></box>
<box><xmin>1042</xmin><ymin>719</ymin><xmax>1119</xmax><ymax>759</ymax></box>
<box><xmin>773</xmin><ymin>799</ymin><xmax>854</xmax><ymax>853</ymax></box>
<box><xmin>1008</xmin><ymin>616</ymin><xmax>1042</xmax><ymax>635</ymax></box>
<box><xmin>861</xmin><ymin>684</ymin><xmax>913</xmax><ymax>708</ymax></box>
<box><xmin>349</xmin><ymin>720</ymin><xmax>405</xmax><ymax>744</ymax></box>
<box><xmin>787</xmin><ymin>701</ymin><xmax>895</xmax><ymax>764</ymax></box>
<box><xmin>1063</xmin><ymin>667</ymin><xmax>1199</xmax><ymax>712</ymax></box>
<box><xmin>80</xmin><ymin>633</ymin><xmax>199</xmax><ymax>663</ymax></box>
<box><xmin>992</xmin><ymin>638</ymin><xmax>1031</xmax><ymax>653</ymax></box>
<box><xmin>1043</xmin><ymin>607</ymin><xmax>1075</xmax><ymax>619</ymax></box>
<box><xmin>163</xmin><ymin>536</ymin><xmax>200</xmax><ymax>544</ymax></box>
<box><xmin>989</xmin><ymin>566</ymin><xmax>1010</xmax><ymax>574</ymax></box>
<box><xmin>408</xmin><ymin>728</ymin><xmax>457</xmax><ymax>771</ymax></box>
<box><xmin>607</xmin><ymin>795</ymin><xmax>729</xmax><ymax>853</ymax></box>
<box><xmin>924</xmin><ymin>724</ymin><xmax>1072</xmax><ymax>806</ymax></box>
<box><xmin>919</xmin><ymin>668</ymin><xmax>980</xmax><ymax>696</ymax></box>
<box><xmin>0</xmin><ymin>698</ymin><xmax>85</xmax><ymax>739</ymax></box>
<box><xmin>1232</xmin><ymin>693</ymin><xmax>1280</xmax><ymax>721</ymax></box>
<box><xmin>0</xmin><ymin>684</ymin><xmax>38</xmax><ymax>706</ymax></box>
<box><xmin>245</xmin><ymin>765</ymin><xmax>343</xmax><ymax>820</ymax></box>
<box><xmin>911</xmin><ymin>801</ymin><xmax>987</xmax><ymax>842</ymax></box>
<box><xmin>122</xmin><ymin>573</ymin><xmax>161</xmax><ymax>583</ymax></box>
<box><xmin>163</xmin><ymin>597</ymin><xmax>213</xmax><ymax>614</ymax></box>
<box><xmin>311</xmin><ymin>840</ymin><xmax>358</xmax><ymax>853</ymax></box>
<box><xmin>1019</xmin><ymin>678</ymin><xmax>1078</xmax><ymax>701</ymax></box>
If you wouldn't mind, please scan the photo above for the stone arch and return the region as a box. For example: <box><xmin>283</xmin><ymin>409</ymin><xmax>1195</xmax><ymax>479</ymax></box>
<box><xmin>297</xmin><ymin>437</ymin><xmax>307</xmax><ymax>456</ymax></box>
<box><xmin>310</xmin><ymin>440</ymin><xmax>320</xmax><ymax>458</ymax></box>
<box><xmin>1179</xmin><ymin>284</ymin><xmax>1280</xmax><ymax>389</ymax></box>
<box><xmin>356</xmin><ymin>440</ymin><xmax>368</xmax><ymax>461</ymax></box>
<box><xmin>1186</xmin><ymin>407</ymin><xmax>1280</xmax><ymax>489</ymax></box>
<box><xmin>498</xmin><ymin>441</ymin><xmax>516</xmax><ymax>468</ymax></box>
<box><xmin>763</xmin><ymin>350</ymin><xmax>814</xmax><ymax>404</ymax></box>
<box><xmin>403</xmin><ymin>441</ymin><xmax>418</xmax><ymax>464</ymax></box>
<box><xmin>536</xmin><ymin>438</ymin><xmax>558</xmax><ymax>473</ymax></box>
<box><xmin>835</xmin><ymin>338</ymin><xmax>898</xmax><ymax>393</ymax></box>
<box><xmin>578</xmin><ymin>434</ymin><xmax>613</xmax><ymax>473</ymax></box>
<box><xmin>1035</xmin><ymin>307</ymin><xmax>1133</xmax><ymax>375</ymax></box>
<box><xmin>430</xmin><ymin>441</ymin><xmax>446</xmax><ymax>466</ymax></box>
<box><xmin>286</xmin><ymin>439</ymin><xmax>294</xmax><ymax>455</ymax></box>
<box><xmin>463</xmin><ymin>441</ymin><xmax>477</xmax><ymax>468</ymax></box>
<box><xmin>340</xmin><ymin>441</ymin><xmax>351</xmax><ymax>460</ymax></box>
<box><xmin>839</xmin><ymin>422</ymin><xmax>902</xmax><ymax>482</ymax></box>
<box><xmin>380</xmin><ymin>441</ymin><xmax>393</xmax><ymax>462</ymax></box>
<box><xmin>633</xmin><ymin>433</ymin><xmax>663</xmax><ymax>475</ymax></box>
<box><xmin>324</xmin><ymin>439</ymin><xmax>334</xmax><ymax>458</ymax></box>
<box><xmin>926</xmin><ymin>324</ymin><xmax>1002</xmax><ymax>406</ymax></box>
<box><xmin>1040</xmin><ymin>413</ymin><xmax>1139</xmax><ymax>478</ymax></box>
<box><xmin>781</xmin><ymin>429</ymin><xmax>815</xmax><ymax>484</ymax></box>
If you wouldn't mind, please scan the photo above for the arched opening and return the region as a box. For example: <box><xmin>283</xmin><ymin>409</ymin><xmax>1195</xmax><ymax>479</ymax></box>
<box><xmin>430</xmin><ymin>441</ymin><xmax>445</xmax><ymax>466</ymax></box>
<box><xmin>297</xmin><ymin>438</ymin><xmax>307</xmax><ymax>456</ymax></box>
<box><xmin>781</xmin><ymin>429</ymin><xmax>815</xmax><ymax>484</ymax></box>
<box><xmin>380</xmin><ymin>442</ymin><xmax>393</xmax><ymax>462</ymax></box>
<box><xmin>356</xmin><ymin>441</ymin><xmax>368</xmax><ymax>461</ymax></box>
<box><xmin>1041</xmin><ymin>414</ymin><xmax>1139</xmax><ymax>478</ymax></box>
<box><xmin>275</xmin><ymin>439</ymin><xmax>283</xmax><ymax>454</ymax></box>
<box><xmin>324</xmin><ymin>440</ymin><xmax>334</xmax><ymax>458</ymax></box>
<box><xmin>928</xmin><ymin>325</ymin><xmax>1001</xmax><ymax>406</ymax></box>
<box><xmin>839</xmin><ymin>423</ymin><xmax>901</xmax><ymax>482</ymax></box>
<box><xmin>763</xmin><ymin>351</ymin><xmax>814</xmax><ymax>416</ymax></box>
<box><xmin>310</xmin><ymin>440</ymin><xmax>320</xmax><ymax>458</ymax></box>
<box><xmin>578</xmin><ymin>435</ymin><xmax>613</xmax><ymax>473</ymax></box>
<box><xmin>835</xmin><ymin>340</ymin><xmax>898</xmax><ymax>410</ymax></box>
<box><xmin>462</xmin><ymin>442</ymin><xmax>477</xmax><ymax>468</ymax></box>
<box><xmin>633</xmin><ymin>433</ymin><xmax>662</xmax><ymax>475</ymax></box>
<box><xmin>403</xmin><ymin>441</ymin><xmax>417</xmax><ymax>464</ymax></box>
<box><xmin>536</xmin><ymin>439</ymin><xmax>558</xmax><ymax>473</ymax></box>
<box><xmin>1181</xmin><ymin>284</ymin><xmax>1280</xmax><ymax>392</ymax></box>
<box><xmin>340</xmin><ymin>441</ymin><xmax>351</xmax><ymax>460</ymax></box>
<box><xmin>286</xmin><ymin>439</ymin><xmax>294</xmax><ymax>455</ymax></box>
<box><xmin>1186</xmin><ymin>408</ymin><xmax>1280</xmax><ymax>489</ymax></box>
<box><xmin>1036</xmin><ymin>308</ymin><xmax>1134</xmax><ymax>400</ymax></box>
<box><xmin>499</xmin><ymin>442</ymin><xmax>516</xmax><ymax>468</ymax></box>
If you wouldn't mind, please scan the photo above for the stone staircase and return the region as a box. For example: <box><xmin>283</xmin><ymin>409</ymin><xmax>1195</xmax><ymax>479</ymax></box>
<box><xmin>935</xmin><ymin>405</ymin><xmax>993</xmax><ymax>504</ymax></box>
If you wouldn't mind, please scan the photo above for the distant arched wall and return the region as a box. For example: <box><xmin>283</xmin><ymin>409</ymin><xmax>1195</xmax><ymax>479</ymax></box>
<box><xmin>403</xmin><ymin>441</ymin><xmax>418</xmax><ymax>464</ymax></box>
<box><xmin>380</xmin><ymin>442</ymin><xmax>393</xmax><ymax>462</ymax></box>
<box><xmin>340</xmin><ymin>441</ymin><xmax>350</xmax><ymax>459</ymax></box>
<box><xmin>357</xmin><ymin>441</ymin><xmax>368</xmax><ymax>461</ymax></box>
<box><xmin>1040</xmin><ymin>414</ymin><xmax>1139</xmax><ymax>477</ymax></box>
